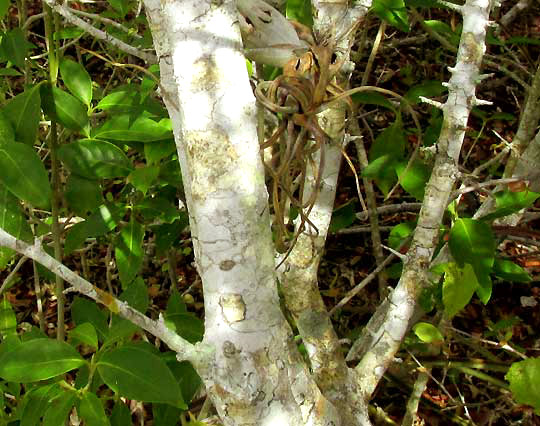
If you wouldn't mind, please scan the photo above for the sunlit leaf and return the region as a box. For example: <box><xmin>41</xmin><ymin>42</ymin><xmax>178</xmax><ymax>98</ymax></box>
<box><xmin>0</xmin><ymin>338</ymin><xmax>85</xmax><ymax>382</ymax></box>
<box><xmin>115</xmin><ymin>216</ymin><xmax>144</xmax><ymax>288</ymax></box>
<box><xmin>60</xmin><ymin>59</ymin><xmax>93</xmax><ymax>106</ymax></box>
<box><xmin>506</xmin><ymin>358</ymin><xmax>540</xmax><ymax>414</ymax></box>
<box><xmin>413</xmin><ymin>322</ymin><xmax>444</xmax><ymax>343</ymax></box>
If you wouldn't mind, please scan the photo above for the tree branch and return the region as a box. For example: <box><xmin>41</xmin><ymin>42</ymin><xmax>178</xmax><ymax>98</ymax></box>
<box><xmin>0</xmin><ymin>228</ymin><xmax>211</xmax><ymax>367</ymax></box>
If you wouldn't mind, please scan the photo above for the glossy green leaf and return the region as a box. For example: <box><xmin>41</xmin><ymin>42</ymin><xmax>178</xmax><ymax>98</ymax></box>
<box><xmin>404</xmin><ymin>80</ymin><xmax>447</xmax><ymax>105</ymax></box>
<box><xmin>506</xmin><ymin>358</ymin><xmax>540</xmax><ymax>414</ymax></box>
<box><xmin>493</xmin><ymin>258</ymin><xmax>532</xmax><ymax>283</ymax></box>
<box><xmin>0</xmin><ymin>338</ymin><xmax>85</xmax><ymax>382</ymax></box>
<box><xmin>65</xmin><ymin>204</ymin><xmax>123</xmax><ymax>255</ymax></box>
<box><xmin>0</xmin><ymin>142</ymin><xmax>51</xmax><ymax>208</ymax></box>
<box><xmin>449</xmin><ymin>218</ymin><xmax>495</xmax><ymax>303</ymax></box>
<box><xmin>95</xmin><ymin>115</ymin><xmax>172</xmax><ymax>142</ymax></box>
<box><xmin>108</xmin><ymin>0</ymin><xmax>130</xmax><ymax>17</ymax></box>
<box><xmin>0</xmin><ymin>28</ymin><xmax>29</xmax><ymax>68</ymax></box>
<box><xmin>0</xmin><ymin>184</ymin><xmax>32</xmax><ymax>269</ymax></box>
<box><xmin>115</xmin><ymin>217</ymin><xmax>144</xmax><ymax>288</ymax></box>
<box><xmin>60</xmin><ymin>59</ymin><xmax>93</xmax><ymax>106</ymax></box>
<box><xmin>43</xmin><ymin>390</ymin><xmax>77</xmax><ymax>426</ymax></box>
<box><xmin>111</xmin><ymin>401</ymin><xmax>132</xmax><ymax>426</ymax></box>
<box><xmin>442</xmin><ymin>263</ymin><xmax>479</xmax><ymax>318</ymax></box>
<box><xmin>329</xmin><ymin>202</ymin><xmax>356</xmax><ymax>233</ymax></box>
<box><xmin>137</xmin><ymin>196</ymin><xmax>180</xmax><ymax>223</ymax></box>
<box><xmin>65</xmin><ymin>174</ymin><xmax>104</xmax><ymax>215</ymax></box>
<box><xmin>97</xmin><ymin>346</ymin><xmax>185</xmax><ymax>408</ymax></box>
<box><xmin>40</xmin><ymin>84</ymin><xmax>89</xmax><ymax>133</ymax></box>
<box><xmin>128</xmin><ymin>165</ymin><xmax>159</xmax><ymax>195</ymax></box>
<box><xmin>0</xmin><ymin>110</ymin><xmax>15</xmax><ymax>143</ymax></box>
<box><xmin>395</xmin><ymin>159</ymin><xmax>431</xmax><ymax>200</ymax></box>
<box><xmin>58</xmin><ymin>139</ymin><xmax>132</xmax><ymax>179</ymax></box>
<box><xmin>3</xmin><ymin>85</ymin><xmax>41</xmax><ymax>145</ymax></box>
<box><xmin>0</xmin><ymin>68</ymin><xmax>21</xmax><ymax>76</ymax></box>
<box><xmin>71</xmin><ymin>296</ymin><xmax>109</xmax><ymax>342</ymax></box>
<box><xmin>96</xmin><ymin>90</ymin><xmax>141</xmax><ymax>111</ymax></box>
<box><xmin>286</xmin><ymin>0</ymin><xmax>313</xmax><ymax>27</ymax></box>
<box><xmin>69</xmin><ymin>322</ymin><xmax>98</xmax><ymax>350</ymax></box>
<box><xmin>372</xmin><ymin>0</ymin><xmax>409</xmax><ymax>32</ymax></box>
<box><xmin>481</xmin><ymin>190</ymin><xmax>540</xmax><ymax>222</ymax></box>
<box><xmin>0</xmin><ymin>297</ymin><xmax>16</xmax><ymax>338</ymax></box>
<box><xmin>413</xmin><ymin>322</ymin><xmax>444</xmax><ymax>343</ymax></box>
<box><xmin>79</xmin><ymin>392</ymin><xmax>111</xmax><ymax>426</ymax></box>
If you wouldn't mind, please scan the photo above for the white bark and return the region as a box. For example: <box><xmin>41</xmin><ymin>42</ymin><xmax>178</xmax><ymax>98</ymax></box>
<box><xmin>144</xmin><ymin>1</ymin><xmax>343</xmax><ymax>424</ymax></box>
<box><xmin>354</xmin><ymin>0</ymin><xmax>495</xmax><ymax>397</ymax></box>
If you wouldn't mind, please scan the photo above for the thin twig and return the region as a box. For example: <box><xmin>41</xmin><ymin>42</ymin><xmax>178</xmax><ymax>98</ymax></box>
<box><xmin>0</xmin><ymin>256</ymin><xmax>29</xmax><ymax>295</ymax></box>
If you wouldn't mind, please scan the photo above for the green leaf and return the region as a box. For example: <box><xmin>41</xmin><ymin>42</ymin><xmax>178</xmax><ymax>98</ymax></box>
<box><xmin>0</xmin><ymin>184</ymin><xmax>32</xmax><ymax>270</ymax></box>
<box><xmin>329</xmin><ymin>202</ymin><xmax>356</xmax><ymax>233</ymax></box>
<box><xmin>404</xmin><ymin>80</ymin><xmax>447</xmax><ymax>105</ymax></box>
<box><xmin>395</xmin><ymin>159</ymin><xmax>431</xmax><ymax>200</ymax></box>
<box><xmin>3</xmin><ymin>85</ymin><xmax>41</xmax><ymax>145</ymax></box>
<box><xmin>95</xmin><ymin>115</ymin><xmax>172</xmax><ymax>142</ymax></box>
<box><xmin>152</xmin><ymin>218</ymin><xmax>187</xmax><ymax>254</ymax></box>
<box><xmin>111</xmin><ymin>401</ymin><xmax>132</xmax><ymax>426</ymax></box>
<box><xmin>0</xmin><ymin>297</ymin><xmax>16</xmax><ymax>338</ymax></box>
<box><xmin>286</xmin><ymin>0</ymin><xmax>313</xmax><ymax>27</ymax></box>
<box><xmin>0</xmin><ymin>109</ymin><xmax>15</xmax><ymax>143</ymax></box>
<box><xmin>350</xmin><ymin>91</ymin><xmax>396</xmax><ymax>112</ymax></box>
<box><xmin>424</xmin><ymin>20</ymin><xmax>459</xmax><ymax>46</ymax></box>
<box><xmin>58</xmin><ymin>139</ymin><xmax>132</xmax><ymax>179</ymax></box>
<box><xmin>0</xmin><ymin>28</ymin><xmax>30</xmax><ymax>68</ymax></box>
<box><xmin>0</xmin><ymin>67</ymin><xmax>22</xmax><ymax>76</ymax></box>
<box><xmin>0</xmin><ymin>338</ymin><xmax>85</xmax><ymax>382</ymax></box>
<box><xmin>168</xmin><ymin>360</ymin><xmax>202</xmax><ymax>403</ymax></box>
<box><xmin>65</xmin><ymin>174</ymin><xmax>104</xmax><ymax>215</ymax></box>
<box><xmin>40</xmin><ymin>84</ymin><xmax>89</xmax><ymax>133</ymax></box>
<box><xmin>448</xmin><ymin>218</ymin><xmax>495</xmax><ymax>303</ymax></box>
<box><xmin>506</xmin><ymin>358</ymin><xmax>540</xmax><ymax>414</ymax></box>
<box><xmin>0</xmin><ymin>0</ymin><xmax>9</xmax><ymax>19</ymax></box>
<box><xmin>43</xmin><ymin>390</ymin><xmax>77</xmax><ymax>426</ymax></box>
<box><xmin>493</xmin><ymin>259</ymin><xmax>532</xmax><ymax>283</ymax></box>
<box><xmin>372</xmin><ymin>0</ymin><xmax>409</xmax><ymax>32</ymax></box>
<box><xmin>167</xmin><ymin>288</ymin><xmax>187</xmax><ymax>316</ymax></box>
<box><xmin>20</xmin><ymin>384</ymin><xmax>62</xmax><ymax>426</ymax></box>
<box><xmin>144</xmin><ymin>139</ymin><xmax>176</xmax><ymax>164</ymax></box>
<box><xmin>97</xmin><ymin>346</ymin><xmax>185</xmax><ymax>408</ymax></box>
<box><xmin>65</xmin><ymin>204</ymin><xmax>123</xmax><ymax>255</ymax></box>
<box><xmin>388</xmin><ymin>221</ymin><xmax>415</xmax><ymax>250</ymax></box>
<box><xmin>0</xmin><ymin>296</ymin><xmax>17</xmax><ymax>339</ymax></box>
<box><xmin>0</xmin><ymin>142</ymin><xmax>51</xmax><ymax>208</ymax></box>
<box><xmin>442</xmin><ymin>263</ymin><xmax>479</xmax><ymax>318</ymax></box>
<box><xmin>105</xmin><ymin>278</ymin><xmax>149</xmax><ymax>346</ymax></box>
<box><xmin>60</xmin><ymin>59</ymin><xmax>93</xmax><ymax>106</ymax></box>
<box><xmin>153</xmin><ymin>403</ymin><xmax>182</xmax><ymax>426</ymax></box>
<box><xmin>127</xmin><ymin>165</ymin><xmax>159</xmax><ymax>195</ymax></box>
<box><xmin>481</xmin><ymin>190</ymin><xmax>540</xmax><ymax>222</ymax></box>
<box><xmin>96</xmin><ymin>89</ymin><xmax>141</xmax><ymax>112</ymax></box>
<box><xmin>79</xmin><ymin>392</ymin><xmax>111</xmax><ymax>426</ymax></box>
<box><xmin>137</xmin><ymin>196</ymin><xmax>181</xmax><ymax>223</ymax></box>
<box><xmin>53</xmin><ymin>27</ymin><xmax>85</xmax><ymax>40</ymax></box>
<box><xmin>165</xmin><ymin>313</ymin><xmax>204</xmax><ymax>344</ymax></box>
<box><xmin>71</xmin><ymin>296</ymin><xmax>109</xmax><ymax>342</ymax></box>
<box><xmin>368</xmin><ymin>121</ymin><xmax>406</xmax><ymax>194</ymax></box>
<box><xmin>413</xmin><ymin>322</ymin><xmax>444</xmax><ymax>343</ymax></box>
<box><xmin>115</xmin><ymin>217</ymin><xmax>144</xmax><ymax>288</ymax></box>
<box><xmin>69</xmin><ymin>323</ymin><xmax>98</xmax><ymax>350</ymax></box>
